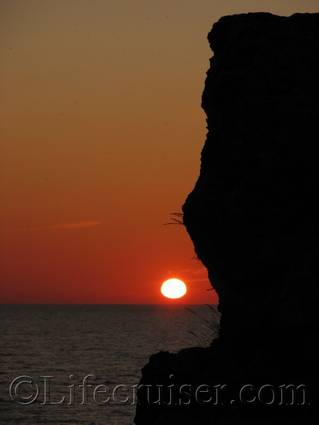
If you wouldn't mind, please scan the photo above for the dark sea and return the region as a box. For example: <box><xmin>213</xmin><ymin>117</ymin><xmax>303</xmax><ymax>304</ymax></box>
<box><xmin>0</xmin><ymin>305</ymin><xmax>219</xmax><ymax>425</ymax></box>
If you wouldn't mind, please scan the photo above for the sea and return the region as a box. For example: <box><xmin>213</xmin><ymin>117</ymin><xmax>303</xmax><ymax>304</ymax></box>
<box><xmin>0</xmin><ymin>305</ymin><xmax>219</xmax><ymax>425</ymax></box>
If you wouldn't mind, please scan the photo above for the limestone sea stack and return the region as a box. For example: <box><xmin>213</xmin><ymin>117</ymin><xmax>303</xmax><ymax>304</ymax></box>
<box><xmin>135</xmin><ymin>13</ymin><xmax>319</xmax><ymax>425</ymax></box>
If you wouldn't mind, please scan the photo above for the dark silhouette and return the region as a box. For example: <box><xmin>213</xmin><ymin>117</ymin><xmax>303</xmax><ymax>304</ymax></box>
<box><xmin>135</xmin><ymin>13</ymin><xmax>319</xmax><ymax>424</ymax></box>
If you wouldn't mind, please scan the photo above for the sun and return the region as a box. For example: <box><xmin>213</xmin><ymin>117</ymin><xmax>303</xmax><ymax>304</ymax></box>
<box><xmin>160</xmin><ymin>278</ymin><xmax>187</xmax><ymax>299</ymax></box>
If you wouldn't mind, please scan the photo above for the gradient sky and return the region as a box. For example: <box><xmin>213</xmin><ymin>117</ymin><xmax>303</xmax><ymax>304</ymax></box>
<box><xmin>1</xmin><ymin>0</ymin><xmax>318</xmax><ymax>304</ymax></box>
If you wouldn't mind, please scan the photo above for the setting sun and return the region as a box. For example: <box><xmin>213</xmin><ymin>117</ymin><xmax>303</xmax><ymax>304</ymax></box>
<box><xmin>160</xmin><ymin>278</ymin><xmax>187</xmax><ymax>299</ymax></box>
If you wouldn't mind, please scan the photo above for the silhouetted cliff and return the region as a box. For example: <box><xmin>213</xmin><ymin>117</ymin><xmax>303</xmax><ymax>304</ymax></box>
<box><xmin>135</xmin><ymin>13</ymin><xmax>319</xmax><ymax>424</ymax></box>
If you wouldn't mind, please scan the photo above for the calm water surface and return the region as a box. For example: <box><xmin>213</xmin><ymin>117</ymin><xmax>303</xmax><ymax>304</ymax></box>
<box><xmin>0</xmin><ymin>305</ymin><xmax>218</xmax><ymax>425</ymax></box>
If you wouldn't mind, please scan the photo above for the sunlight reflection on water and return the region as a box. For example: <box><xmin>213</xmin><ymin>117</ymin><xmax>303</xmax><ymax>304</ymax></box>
<box><xmin>0</xmin><ymin>304</ymin><xmax>219</xmax><ymax>425</ymax></box>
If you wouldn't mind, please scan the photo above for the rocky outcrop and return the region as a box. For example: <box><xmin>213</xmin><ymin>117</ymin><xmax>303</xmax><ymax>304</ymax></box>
<box><xmin>135</xmin><ymin>13</ymin><xmax>319</xmax><ymax>424</ymax></box>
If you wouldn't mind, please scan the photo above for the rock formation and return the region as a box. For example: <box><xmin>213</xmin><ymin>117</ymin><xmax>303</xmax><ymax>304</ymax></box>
<box><xmin>135</xmin><ymin>13</ymin><xmax>319</xmax><ymax>424</ymax></box>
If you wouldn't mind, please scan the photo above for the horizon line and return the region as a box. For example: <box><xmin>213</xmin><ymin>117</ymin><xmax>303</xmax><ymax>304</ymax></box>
<box><xmin>0</xmin><ymin>302</ymin><xmax>218</xmax><ymax>306</ymax></box>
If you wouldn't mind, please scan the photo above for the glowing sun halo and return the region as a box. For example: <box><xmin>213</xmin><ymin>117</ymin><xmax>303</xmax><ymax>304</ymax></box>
<box><xmin>161</xmin><ymin>278</ymin><xmax>187</xmax><ymax>299</ymax></box>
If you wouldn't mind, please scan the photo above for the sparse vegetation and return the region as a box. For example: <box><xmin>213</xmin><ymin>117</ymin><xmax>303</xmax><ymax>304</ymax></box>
<box><xmin>185</xmin><ymin>304</ymin><xmax>220</xmax><ymax>346</ymax></box>
<box><xmin>164</xmin><ymin>212</ymin><xmax>184</xmax><ymax>225</ymax></box>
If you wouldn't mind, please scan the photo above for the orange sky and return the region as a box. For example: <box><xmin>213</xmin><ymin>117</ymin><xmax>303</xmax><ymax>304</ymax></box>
<box><xmin>1</xmin><ymin>0</ymin><xmax>318</xmax><ymax>304</ymax></box>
